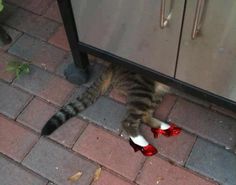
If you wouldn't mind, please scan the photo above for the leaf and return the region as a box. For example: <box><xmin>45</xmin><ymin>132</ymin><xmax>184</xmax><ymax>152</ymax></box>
<box><xmin>6</xmin><ymin>61</ymin><xmax>19</xmax><ymax>72</ymax></box>
<box><xmin>0</xmin><ymin>0</ymin><xmax>4</xmax><ymax>12</ymax></box>
<box><xmin>93</xmin><ymin>167</ymin><xmax>102</xmax><ymax>182</ymax></box>
<box><xmin>156</xmin><ymin>177</ymin><xmax>164</xmax><ymax>184</ymax></box>
<box><xmin>19</xmin><ymin>63</ymin><xmax>30</xmax><ymax>74</ymax></box>
<box><xmin>68</xmin><ymin>171</ymin><xmax>83</xmax><ymax>182</ymax></box>
<box><xmin>16</xmin><ymin>68</ymin><xmax>20</xmax><ymax>79</ymax></box>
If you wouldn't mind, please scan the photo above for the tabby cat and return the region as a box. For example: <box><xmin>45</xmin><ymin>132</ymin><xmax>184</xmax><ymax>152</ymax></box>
<box><xmin>41</xmin><ymin>63</ymin><xmax>181</xmax><ymax>156</ymax></box>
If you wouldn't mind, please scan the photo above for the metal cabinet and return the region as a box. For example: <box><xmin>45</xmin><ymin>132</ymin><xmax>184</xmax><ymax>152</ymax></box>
<box><xmin>71</xmin><ymin>0</ymin><xmax>185</xmax><ymax>76</ymax></box>
<box><xmin>176</xmin><ymin>0</ymin><xmax>236</xmax><ymax>102</ymax></box>
<box><xmin>58</xmin><ymin>0</ymin><xmax>236</xmax><ymax>109</ymax></box>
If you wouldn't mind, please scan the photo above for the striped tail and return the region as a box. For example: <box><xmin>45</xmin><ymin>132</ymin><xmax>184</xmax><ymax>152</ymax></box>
<box><xmin>41</xmin><ymin>66</ymin><xmax>113</xmax><ymax>136</ymax></box>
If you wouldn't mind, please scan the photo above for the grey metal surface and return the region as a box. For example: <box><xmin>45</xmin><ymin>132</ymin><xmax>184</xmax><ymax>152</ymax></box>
<box><xmin>176</xmin><ymin>0</ymin><xmax>236</xmax><ymax>102</ymax></box>
<box><xmin>71</xmin><ymin>0</ymin><xmax>185</xmax><ymax>76</ymax></box>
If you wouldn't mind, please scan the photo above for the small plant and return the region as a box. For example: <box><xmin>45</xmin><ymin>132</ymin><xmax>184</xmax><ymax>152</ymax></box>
<box><xmin>0</xmin><ymin>0</ymin><xmax>4</xmax><ymax>12</ymax></box>
<box><xmin>6</xmin><ymin>61</ymin><xmax>30</xmax><ymax>79</ymax></box>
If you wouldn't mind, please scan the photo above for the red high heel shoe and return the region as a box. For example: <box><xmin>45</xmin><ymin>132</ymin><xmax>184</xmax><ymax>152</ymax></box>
<box><xmin>151</xmin><ymin>123</ymin><xmax>181</xmax><ymax>138</ymax></box>
<box><xmin>129</xmin><ymin>139</ymin><xmax>157</xmax><ymax>156</ymax></box>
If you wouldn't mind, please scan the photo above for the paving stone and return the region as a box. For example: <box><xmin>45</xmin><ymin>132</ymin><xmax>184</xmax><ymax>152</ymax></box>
<box><xmin>171</xmin><ymin>88</ymin><xmax>210</xmax><ymax>108</ymax></box>
<box><xmin>80</xmin><ymin>96</ymin><xmax>127</xmax><ymax>133</ymax></box>
<box><xmin>48</xmin><ymin>26</ymin><xmax>70</xmax><ymax>51</ymax></box>
<box><xmin>23</xmin><ymin>138</ymin><xmax>98</xmax><ymax>185</ymax></box>
<box><xmin>55</xmin><ymin>53</ymin><xmax>73</xmax><ymax>77</ymax></box>
<box><xmin>0</xmin><ymin>155</ymin><xmax>47</xmax><ymax>185</ymax></box>
<box><xmin>50</xmin><ymin>117</ymin><xmax>88</xmax><ymax>148</ymax></box>
<box><xmin>73</xmin><ymin>124</ymin><xmax>146</xmax><ymax>181</ymax></box>
<box><xmin>9</xmin><ymin>34</ymin><xmax>67</xmax><ymax>72</ymax></box>
<box><xmin>17</xmin><ymin>97</ymin><xmax>58</xmax><ymax>133</ymax></box>
<box><xmin>5</xmin><ymin>8</ymin><xmax>59</xmax><ymax>40</ymax></box>
<box><xmin>0</xmin><ymin>116</ymin><xmax>38</xmax><ymax>162</ymax></box>
<box><xmin>211</xmin><ymin>104</ymin><xmax>236</xmax><ymax>119</ymax></box>
<box><xmin>154</xmin><ymin>94</ymin><xmax>177</xmax><ymax>121</ymax></box>
<box><xmin>140</xmin><ymin>125</ymin><xmax>196</xmax><ymax>165</ymax></box>
<box><xmin>0</xmin><ymin>81</ymin><xmax>32</xmax><ymax>118</ymax></box>
<box><xmin>13</xmin><ymin>65</ymin><xmax>75</xmax><ymax>106</ymax></box>
<box><xmin>6</xmin><ymin>0</ymin><xmax>54</xmax><ymax>15</ymax></box>
<box><xmin>44</xmin><ymin>0</ymin><xmax>62</xmax><ymax>23</ymax></box>
<box><xmin>186</xmin><ymin>138</ymin><xmax>236</xmax><ymax>185</ymax></box>
<box><xmin>169</xmin><ymin>99</ymin><xmax>236</xmax><ymax>150</ymax></box>
<box><xmin>0</xmin><ymin>3</ymin><xmax>18</xmax><ymax>23</ymax></box>
<box><xmin>136</xmin><ymin>156</ymin><xmax>217</xmax><ymax>185</ymax></box>
<box><xmin>91</xmin><ymin>169</ymin><xmax>133</xmax><ymax>185</ymax></box>
<box><xmin>0</xmin><ymin>25</ymin><xmax>22</xmax><ymax>51</ymax></box>
<box><xmin>0</xmin><ymin>52</ymin><xmax>21</xmax><ymax>82</ymax></box>
<box><xmin>66</xmin><ymin>86</ymin><xmax>88</xmax><ymax>103</ymax></box>
<box><xmin>47</xmin><ymin>183</ymin><xmax>56</xmax><ymax>185</ymax></box>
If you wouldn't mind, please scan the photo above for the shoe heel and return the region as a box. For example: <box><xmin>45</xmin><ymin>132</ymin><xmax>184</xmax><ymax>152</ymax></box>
<box><xmin>151</xmin><ymin>128</ymin><xmax>159</xmax><ymax>138</ymax></box>
<box><xmin>129</xmin><ymin>139</ymin><xmax>141</xmax><ymax>152</ymax></box>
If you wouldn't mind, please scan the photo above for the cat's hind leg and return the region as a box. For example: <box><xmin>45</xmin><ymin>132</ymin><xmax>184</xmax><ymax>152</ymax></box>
<box><xmin>122</xmin><ymin>111</ymin><xmax>157</xmax><ymax>156</ymax></box>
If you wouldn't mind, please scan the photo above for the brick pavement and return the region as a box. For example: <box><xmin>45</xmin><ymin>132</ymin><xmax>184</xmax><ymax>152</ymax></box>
<box><xmin>0</xmin><ymin>1</ymin><xmax>235</xmax><ymax>184</ymax></box>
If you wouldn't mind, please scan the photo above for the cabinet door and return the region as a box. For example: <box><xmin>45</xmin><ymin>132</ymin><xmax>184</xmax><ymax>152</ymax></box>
<box><xmin>176</xmin><ymin>0</ymin><xmax>236</xmax><ymax>101</ymax></box>
<box><xmin>71</xmin><ymin>0</ymin><xmax>185</xmax><ymax>76</ymax></box>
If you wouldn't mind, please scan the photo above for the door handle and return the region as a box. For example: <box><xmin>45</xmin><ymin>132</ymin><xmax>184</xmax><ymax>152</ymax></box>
<box><xmin>191</xmin><ymin>0</ymin><xmax>205</xmax><ymax>39</ymax></box>
<box><xmin>160</xmin><ymin>0</ymin><xmax>173</xmax><ymax>28</ymax></box>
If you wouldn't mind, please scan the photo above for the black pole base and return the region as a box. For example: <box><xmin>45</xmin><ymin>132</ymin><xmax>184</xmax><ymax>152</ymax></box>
<box><xmin>0</xmin><ymin>26</ymin><xmax>12</xmax><ymax>46</ymax></box>
<box><xmin>64</xmin><ymin>63</ymin><xmax>89</xmax><ymax>85</ymax></box>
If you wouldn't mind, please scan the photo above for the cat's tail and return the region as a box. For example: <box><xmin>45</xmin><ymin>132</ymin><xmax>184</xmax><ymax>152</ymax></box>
<box><xmin>41</xmin><ymin>65</ymin><xmax>113</xmax><ymax>136</ymax></box>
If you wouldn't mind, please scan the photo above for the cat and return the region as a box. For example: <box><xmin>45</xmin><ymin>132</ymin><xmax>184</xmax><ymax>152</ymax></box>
<box><xmin>41</xmin><ymin>63</ymin><xmax>181</xmax><ymax>156</ymax></box>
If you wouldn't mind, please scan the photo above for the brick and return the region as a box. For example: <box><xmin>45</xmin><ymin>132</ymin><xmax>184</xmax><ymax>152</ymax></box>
<box><xmin>136</xmin><ymin>156</ymin><xmax>217</xmax><ymax>185</ymax></box>
<box><xmin>17</xmin><ymin>97</ymin><xmax>58</xmax><ymax>133</ymax></box>
<box><xmin>169</xmin><ymin>99</ymin><xmax>236</xmax><ymax>150</ymax></box>
<box><xmin>92</xmin><ymin>170</ymin><xmax>133</xmax><ymax>185</ymax></box>
<box><xmin>154</xmin><ymin>94</ymin><xmax>177</xmax><ymax>121</ymax></box>
<box><xmin>80</xmin><ymin>96</ymin><xmax>127</xmax><ymax>133</ymax></box>
<box><xmin>7</xmin><ymin>0</ymin><xmax>54</xmax><ymax>15</ymax></box>
<box><xmin>13</xmin><ymin>65</ymin><xmax>75</xmax><ymax>106</ymax></box>
<box><xmin>187</xmin><ymin>138</ymin><xmax>236</xmax><ymax>185</ymax></box>
<box><xmin>39</xmin><ymin>75</ymin><xmax>75</xmax><ymax>106</ymax></box>
<box><xmin>0</xmin><ymin>116</ymin><xmax>38</xmax><ymax>162</ymax></box>
<box><xmin>5</xmin><ymin>8</ymin><xmax>59</xmax><ymax>41</ymax></box>
<box><xmin>211</xmin><ymin>104</ymin><xmax>236</xmax><ymax>119</ymax></box>
<box><xmin>140</xmin><ymin>125</ymin><xmax>196</xmax><ymax>165</ymax></box>
<box><xmin>109</xmin><ymin>88</ymin><xmax>127</xmax><ymax>104</ymax></box>
<box><xmin>50</xmin><ymin>117</ymin><xmax>88</xmax><ymax>148</ymax></box>
<box><xmin>0</xmin><ymin>25</ymin><xmax>22</xmax><ymax>51</ymax></box>
<box><xmin>0</xmin><ymin>3</ymin><xmax>18</xmax><ymax>23</ymax></box>
<box><xmin>0</xmin><ymin>52</ymin><xmax>19</xmax><ymax>82</ymax></box>
<box><xmin>47</xmin><ymin>183</ymin><xmax>56</xmax><ymax>185</ymax></box>
<box><xmin>0</xmin><ymin>81</ymin><xmax>32</xmax><ymax>118</ymax></box>
<box><xmin>23</xmin><ymin>138</ymin><xmax>98</xmax><ymax>185</ymax></box>
<box><xmin>9</xmin><ymin>35</ymin><xmax>67</xmax><ymax>72</ymax></box>
<box><xmin>55</xmin><ymin>53</ymin><xmax>73</xmax><ymax>77</ymax></box>
<box><xmin>73</xmin><ymin>124</ymin><xmax>146</xmax><ymax>181</ymax></box>
<box><xmin>44</xmin><ymin>1</ymin><xmax>62</xmax><ymax>23</ymax></box>
<box><xmin>0</xmin><ymin>155</ymin><xmax>47</xmax><ymax>185</ymax></box>
<box><xmin>171</xmin><ymin>88</ymin><xmax>210</xmax><ymax>107</ymax></box>
<box><xmin>48</xmin><ymin>26</ymin><xmax>70</xmax><ymax>51</ymax></box>
<box><xmin>66</xmin><ymin>86</ymin><xmax>88</xmax><ymax>103</ymax></box>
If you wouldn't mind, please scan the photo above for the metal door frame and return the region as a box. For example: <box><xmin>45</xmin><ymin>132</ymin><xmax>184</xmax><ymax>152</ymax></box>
<box><xmin>57</xmin><ymin>0</ymin><xmax>236</xmax><ymax>111</ymax></box>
